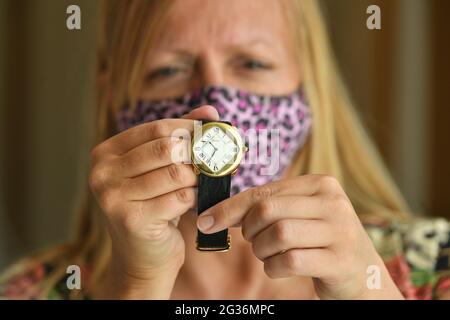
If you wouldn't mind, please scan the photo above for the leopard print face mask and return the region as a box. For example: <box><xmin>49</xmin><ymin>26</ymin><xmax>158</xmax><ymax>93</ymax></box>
<box><xmin>116</xmin><ymin>85</ymin><xmax>312</xmax><ymax>195</ymax></box>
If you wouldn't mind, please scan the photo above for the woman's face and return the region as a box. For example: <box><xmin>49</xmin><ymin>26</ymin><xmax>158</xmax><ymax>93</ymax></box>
<box><xmin>140</xmin><ymin>0</ymin><xmax>301</xmax><ymax>100</ymax></box>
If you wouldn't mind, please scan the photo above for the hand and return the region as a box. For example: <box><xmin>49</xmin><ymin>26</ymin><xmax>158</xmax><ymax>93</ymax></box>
<box><xmin>89</xmin><ymin>105</ymin><xmax>219</xmax><ymax>298</ymax></box>
<box><xmin>196</xmin><ymin>175</ymin><xmax>404</xmax><ymax>300</ymax></box>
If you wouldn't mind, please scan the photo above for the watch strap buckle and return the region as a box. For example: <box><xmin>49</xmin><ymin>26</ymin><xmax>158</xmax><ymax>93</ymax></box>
<box><xmin>196</xmin><ymin>235</ymin><xmax>231</xmax><ymax>252</ymax></box>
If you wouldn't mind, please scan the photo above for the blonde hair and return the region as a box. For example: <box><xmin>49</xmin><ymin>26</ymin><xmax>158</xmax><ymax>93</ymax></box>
<box><xmin>1</xmin><ymin>0</ymin><xmax>410</xmax><ymax>299</ymax></box>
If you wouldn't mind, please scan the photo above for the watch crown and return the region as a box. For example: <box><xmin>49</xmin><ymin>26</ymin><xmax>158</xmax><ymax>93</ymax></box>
<box><xmin>243</xmin><ymin>145</ymin><xmax>249</xmax><ymax>152</ymax></box>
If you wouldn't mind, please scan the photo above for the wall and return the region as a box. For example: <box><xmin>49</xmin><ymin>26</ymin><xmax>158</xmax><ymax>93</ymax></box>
<box><xmin>0</xmin><ymin>0</ymin><xmax>99</xmax><ymax>269</ymax></box>
<box><xmin>0</xmin><ymin>0</ymin><xmax>448</xmax><ymax>269</ymax></box>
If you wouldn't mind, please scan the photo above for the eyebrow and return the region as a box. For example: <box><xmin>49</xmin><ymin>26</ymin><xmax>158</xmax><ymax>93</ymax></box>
<box><xmin>223</xmin><ymin>37</ymin><xmax>281</xmax><ymax>57</ymax></box>
<box><xmin>225</xmin><ymin>37</ymin><xmax>274</xmax><ymax>50</ymax></box>
<box><xmin>156</xmin><ymin>34</ymin><xmax>275</xmax><ymax>52</ymax></box>
<box><xmin>153</xmin><ymin>50</ymin><xmax>196</xmax><ymax>63</ymax></box>
<box><xmin>148</xmin><ymin>34</ymin><xmax>281</xmax><ymax>64</ymax></box>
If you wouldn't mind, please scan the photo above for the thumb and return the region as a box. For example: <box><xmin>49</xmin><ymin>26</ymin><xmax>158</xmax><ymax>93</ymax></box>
<box><xmin>181</xmin><ymin>105</ymin><xmax>220</xmax><ymax>121</ymax></box>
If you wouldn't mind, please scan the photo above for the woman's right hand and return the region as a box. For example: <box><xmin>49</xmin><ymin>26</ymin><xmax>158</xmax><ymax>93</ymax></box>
<box><xmin>89</xmin><ymin>105</ymin><xmax>219</xmax><ymax>298</ymax></box>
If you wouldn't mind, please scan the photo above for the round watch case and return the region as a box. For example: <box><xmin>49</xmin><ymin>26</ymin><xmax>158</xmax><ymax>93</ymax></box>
<box><xmin>191</xmin><ymin>121</ymin><xmax>246</xmax><ymax>177</ymax></box>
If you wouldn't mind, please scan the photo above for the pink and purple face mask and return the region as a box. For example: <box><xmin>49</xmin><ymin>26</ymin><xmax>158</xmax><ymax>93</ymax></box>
<box><xmin>116</xmin><ymin>85</ymin><xmax>312</xmax><ymax>195</ymax></box>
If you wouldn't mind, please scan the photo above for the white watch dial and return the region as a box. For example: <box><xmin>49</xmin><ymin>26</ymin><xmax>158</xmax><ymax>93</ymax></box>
<box><xmin>193</xmin><ymin>125</ymin><xmax>239</xmax><ymax>173</ymax></box>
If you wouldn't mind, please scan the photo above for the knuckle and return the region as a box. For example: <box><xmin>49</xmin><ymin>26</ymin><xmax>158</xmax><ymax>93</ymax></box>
<box><xmin>283</xmin><ymin>250</ymin><xmax>302</xmax><ymax>272</ymax></box>
<box><xmin>89</xmin><ymin>164</ymin><xmax>111</xmax><ymax>193</ymax></box>
<box><xmin>167</xmin><ymin>164</ymin><xmax>185</xmax><ymax>184</ymax></box>
<box><xmin>175</xmin><ymin>188</ymin><xmax>193</xmax><ymax>203</ymax></box>
<box><xmin>327</xmin><ymin>194</ymin><xmax>351</xmax><ymax>214</ymax></box>
<box><xmin>273</xmin><ymin>220</ymin><xmax>291</xmax><ymax>243</ymax></box>
<box><xmin>117</xmin><ymin>205</ymin><xmax>168</xmax><ymax>242</ymax></box>
<box><xmin>143</xmin><ymin>227</ymin><xmax>168</xmax><ymax>242</ymax></box>
<box><xmin>152</xmin><ymin>138</ymin><xmax>172</xmax><ymax>160</ymax></box>
<box><xmin>150</xmin><ymin>120</ymin><xmax>169</xmax><ymax>138</ymax></box>
<box><xmin>251</xmin><ymin>185</ymin><xmax>273</xmax><ymax>202</ymax></box>
<box><xmin>90</xmin><ymin>144</ymin><xmax>106</xmax><ymax>163</ymax></box>
<box><xmin>317</xmin><ymin>175</ymin><xmax>340</xmax><ymax>193</ymax></box>
<box><xmin>256</xmin><ymin>199</ymin><xmax>274</xmax><ymax>222</ymax></box>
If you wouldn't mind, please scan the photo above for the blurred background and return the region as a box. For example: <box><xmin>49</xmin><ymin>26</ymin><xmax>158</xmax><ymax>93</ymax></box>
<box><xmin>0</xmin><ymin>0</ymin><xmax>449</xmax><ymax>269</ymax></box>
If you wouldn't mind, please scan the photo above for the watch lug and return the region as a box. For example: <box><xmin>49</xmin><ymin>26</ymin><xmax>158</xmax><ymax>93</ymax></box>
<box><xmin>193</xmin><ymin>166</ymin><xmax>200</xmax><ymax>175</ymax></box>
<box><xmin>231</xmin><ymin>168</ymin><xmax>239</xmax><ymax>176</ymax></box>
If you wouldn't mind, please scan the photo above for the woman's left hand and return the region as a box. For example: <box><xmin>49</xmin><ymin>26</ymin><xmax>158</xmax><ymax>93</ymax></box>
<box><xmin>196</xmin><ymin>175</ymin><xmax>404</xmax><ymax>300</ymax></box>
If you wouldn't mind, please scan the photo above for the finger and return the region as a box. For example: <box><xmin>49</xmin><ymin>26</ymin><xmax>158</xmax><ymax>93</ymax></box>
<box><xmin>181</xmin><ymin>105</ymin><xmax>220</xmax><ymax>121</ymax></box>
<box><xmin>138</xmin><ymin>187</ymin><xmax>197</xmax><ymax>223</ymax></box>
<box><xmin>94</xmin><ymin>118</ymin><xmax>198</xmax><ymax>157</ymax></box>
<box><xmin>121</xmin><ymin>164</ymin><xmax>197</xmax><ymax>200</ymax></box>
<box><xmin>119</xmin><ymin>187</ymin><xmax>196</xmax><ymax>238</ymax></box>
<box><xmin>94</xmin><ymin>104</ymin><xmax>218</xmax><ymax>157</ymax></box>
<box><xmin>115</xmin><ymin>105</ymin><xmax>220</xmax><ymax>178</ymax></box>
<box><xmin>118</xmin><ymin>137</ymin><xmax>190</xmax><ymax>178</ymax></box>
<box><xmin>196</xmin><ymin>176</ymin><xmax>342</xmax><ymax>234</ymax></box>
<box><xmin>263</xmin><ymin>248</ymin><xmax>335</xmax><ymax>279</ymax></box>
<box><xmin>251</xmin><ymin>219</ymin><xmax>333</xmax><ymax>260</ymax></box>
<box><xmin>241</xmin><ymin>195</ymin><xmax>332</xmax><ymax>241</ymax></box>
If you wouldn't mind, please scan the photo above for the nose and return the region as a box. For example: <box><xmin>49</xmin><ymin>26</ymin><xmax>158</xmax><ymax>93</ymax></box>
<box><xmin>192</xmin><ymin>53</ymin><xmax>224</xmax><ymax>89</ymax></box>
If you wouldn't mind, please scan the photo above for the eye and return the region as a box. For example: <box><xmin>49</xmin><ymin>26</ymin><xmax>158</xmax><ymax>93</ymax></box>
<box><xmin>147</xmin><ymin>66</ymin><xmax>182</xmax><ymax>80</ymax></box>
<box><xmin>242</xmin><ymin>59</ymin><xmax>271</xmax><ymax>71</ymax></box>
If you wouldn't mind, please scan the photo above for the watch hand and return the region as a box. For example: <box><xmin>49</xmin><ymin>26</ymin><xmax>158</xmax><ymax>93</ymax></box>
<box><xmin>209</xmin><ymin>141</ymin><xmax>218</xmax><ymax>151</ymax></box>
<box><xmin>208</xmin><ymin>148</ymin><xmax>217</xmax><ymax>162</ymax></box>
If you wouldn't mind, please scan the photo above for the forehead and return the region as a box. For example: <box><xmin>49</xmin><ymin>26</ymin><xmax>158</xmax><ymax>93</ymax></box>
<box><xmin>152</xmin><ymin>0</ymin><xmax>292</xmax><ymax>52</ymax></box>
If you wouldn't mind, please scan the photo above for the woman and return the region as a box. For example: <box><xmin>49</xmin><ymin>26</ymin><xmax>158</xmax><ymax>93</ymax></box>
<box><xmin>1</xmin><ymin>0</ymin><xmax>449</xmax><ymax>300</ymax></box>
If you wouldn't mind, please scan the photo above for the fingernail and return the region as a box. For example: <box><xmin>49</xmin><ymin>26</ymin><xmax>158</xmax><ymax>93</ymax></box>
<box><xmin>198</xmin><ymin>215</ymin><xmax>215</xmax><ymax>232</ymax></box>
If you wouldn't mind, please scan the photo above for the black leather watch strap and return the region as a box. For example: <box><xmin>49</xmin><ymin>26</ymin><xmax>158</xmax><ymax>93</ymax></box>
<box><xmin>197</xmin><ymin>174</ymin><xmax>231</xmax><ymax>251</ymax></box>
<box><xmin>196</xmin><ymin>119</ymin><xmax>231</xmax><ymax>251</ymax></box>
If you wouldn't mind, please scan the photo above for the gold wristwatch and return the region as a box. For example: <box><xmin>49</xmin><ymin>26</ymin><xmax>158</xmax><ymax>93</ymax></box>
<box><xmin>191</xmin><ymin>120</ymin><xmax>247</xmax><ymax>251</ymax></box>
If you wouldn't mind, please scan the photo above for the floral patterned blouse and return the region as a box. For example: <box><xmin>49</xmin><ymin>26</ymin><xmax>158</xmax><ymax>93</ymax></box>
<box><xmin>1</xmin><ymin>217</ymin><xmax>450</xmax><ymax>300</ymax></box>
